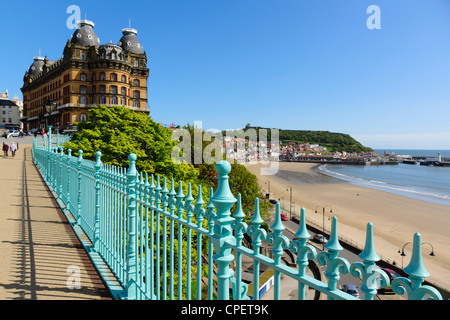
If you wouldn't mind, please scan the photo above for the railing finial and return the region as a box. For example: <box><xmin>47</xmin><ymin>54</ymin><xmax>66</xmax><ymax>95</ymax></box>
<box><xmin>359</xmin><ymin>222</ymin><xmax>380</xmax><ymax>262</ymax></box>
<box><xmin>404</xmin><ymin>232</ymin><xmax>430</xmax><ymax>279</ymax></box>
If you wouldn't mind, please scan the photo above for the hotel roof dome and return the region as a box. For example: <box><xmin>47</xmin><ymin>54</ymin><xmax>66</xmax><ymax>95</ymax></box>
<box><xmin>70</xmin><ymin>20</ymin><xmax>100</xmax><ymax>47</ymax></box>
<box><xmin>118</xmin><ymin>28</ymin><xmax>143</xmax><ymax>54</ymax></box>
<box><xmin>28</xmin><ymin>56</ymin><xmax>45</xmax><ymax>75</ymax></box>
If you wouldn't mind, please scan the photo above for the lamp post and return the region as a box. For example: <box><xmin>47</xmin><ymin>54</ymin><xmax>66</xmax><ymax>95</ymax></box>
<box><xmin>278</xmin><ymin>197</ymin><xmax>284</xmax><ymax>213</ymax></box>
<box><xmin>265</xmin><ymin>180</ymin><xmax>271</xmax><ymax>198</ymax></box>
<box><xmin>315</xmin><ymin>205</ymin><xmax>333</xmax><ymax>250</ymax></box>
<box><xmin>45</xmin><ymin>97</ymin><xmax>55</xmax><ymax>147</ymax></box>
<box><xmin>287</xmin><ymin>186</ymin><xmax>292</xmax><ymax>218</ymax></box>
<box><xmin>398</xmin><ymin>241</ymin><xmax>435</xmax><ymax>269</ymax></box>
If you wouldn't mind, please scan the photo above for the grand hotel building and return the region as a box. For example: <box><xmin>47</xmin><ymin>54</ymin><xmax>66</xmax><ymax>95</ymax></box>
<box><xmin>20</xmin><ymin>20</ymin><xmax>149</xmax><ymax>132</ymax></box>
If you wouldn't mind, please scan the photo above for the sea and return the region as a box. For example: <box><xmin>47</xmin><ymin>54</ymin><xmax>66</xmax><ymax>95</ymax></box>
<box><xmin>317</xmin><ymin>149</ymin><xmax>450</xmax><ymax>206</ymax></box>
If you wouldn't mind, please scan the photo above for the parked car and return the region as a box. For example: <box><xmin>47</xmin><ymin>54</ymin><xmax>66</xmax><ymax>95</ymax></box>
<box><xmin>3</xmin><ymin>130</ymin><xmax>20</xmax><ymax>138</ymax></box>
<box><xmin>280</xmin><ymin>213</ymin><xmax>288</xmax><ymax>221</ymax></box>
<box><xmin>377</xmin><ymin>268</ymin><xmax>401</xmax><ymax>293</ymax></box>
<box><xmin>342</xmin><ymin>284</ymin><xmax>359</xmax><ymax>298</ymax></box>
<box><xmin>313</xmin><ymin>233</ymin><xmax>327</xmax><ymax>244</ymax></box>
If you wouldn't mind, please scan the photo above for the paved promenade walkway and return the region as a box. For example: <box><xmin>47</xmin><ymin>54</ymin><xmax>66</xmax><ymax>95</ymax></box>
<box><xmin>0</xmin><ymin>143</ymin><xmax>112</xmax><ymax>300</ymax></box>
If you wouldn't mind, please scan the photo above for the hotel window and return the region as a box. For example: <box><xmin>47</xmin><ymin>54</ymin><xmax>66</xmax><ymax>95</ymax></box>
<box><xmin>80</xmin><ymin>86</ymin><xmax>87</xmax><ymax>94</ymax></box>
<box><xmin>111</xmin><ymin>96</ymin><xmax>117</xmax><ymax>105</ymax></box>
<box><xmin>111</xmin><ymin>86</ymin><xmax>117</xmax><ymax>94</ymax></box>
<box><xmin>100</xmin><ymin>85</ymin><xmax>106</xmax><ymax>94</ymax></box>
<box><xmin>134</xmin><ymin>60</ymin><xmax>139</xmax><ymax>67</ymax></box>
<box><xmin>134</xmin><ymin>79</ymin><xmax>140</xmax><ymax>86</ymax></box>
<box><xmin>100</xmin><ymin>96</ymin><xmax>106</xmax><ymax>104</ymax></box>
<box><xmin>81</xmin><ymin>74</ymin><xmax>87</xmax><ymax>81</ymax></box>
<box><xmin>80</xmin><ymin>113</ymin><xmax>87</xmax><ymax>122</ymax></box>
<box><xmin>121</xmin><ymin>97</ymin><xmax>126</xmax><ymax>105</ymax></box>
<box><xmin>134</xmin><ymin>100</ymin><xmax>139</xmax><ymax>108</ymax></box>
<box><xmin>111</xmin><ymin>73</ymin><xmax>117</xmax><ymax>81</ymax></box>
<box><xmin>100</xmin><ymin>72</ymin><xmax>106</xmax><ymax>81</ymax></box>
<box><xmin>81</xmin><ymin>52</ymin><xmax>86</xmax><ymax>60</ymax></box>
<box><xmin>80</xmin><ymin>96</ymin><xmax>87</xmax><ymax>105</ymax></box>
<box><xmin>134</xmin><ymin>90</ymin><xmax>140</xmax><ymax>98</ymax></box>
<box><xmin>92</xmin><ymin>73</ymin><xmax>96</xmax><ymax>81</ymax></box>
<box><xmin>121</xmin><ymin>75</ymin><xmax>126</xmax><ymax>82</ymax></box>
<box><xmin>121</xmin><ymin>87</ymin><xmax>126</xmax><ymax>96</ymax></box>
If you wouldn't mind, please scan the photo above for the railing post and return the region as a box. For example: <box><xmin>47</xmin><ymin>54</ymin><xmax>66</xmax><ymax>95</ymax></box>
<box><xmin>94</xmin><ymin>151</ymin><xmax>102</xmax><ymax>252</ymax></box>
<box><xmin>125</xmin><ymin>153</ymin><xmax>138</xmax><ymax>300</ymax></box>
<box><xmin>48</xmin><ymin>125</ymin><xmax>52</xmax><ymax>150</ymax></box>
<box><xmin>76</xmin><ymin>150</ymin><xmax>83</xmax><ymax>225</ymax></box>
<box><xmin>46</xmin><ymin>128</ymin><xmax>52</xmax><ymax>184</ymax></box>
<box><xmin>317</xmin><ymin>216</ymin><xmax>350</xmax><ymax>299</ymax></box>
<box><xmin>58</xmin><ymin>146</ymin><xmax>63</xmax><ymax>199</ymax></box>
<box><xmin>66</xmin><ymin>149</ymin><xmax>72</xmax><ymax>211</ymax></box>
<box><xmin>392</xmin><ymin>233</ymin><xmax>443</xmax><ymax>300</ymax></box>
<box><xmin>211</xmin><ymin>160</ymin><xmax>236</xmax><ymax>300</ymax></box>
<box><xmin>289</xmin><ymin>207</ymin><xmax>317</xmax><ymax>300</ymax></box>
<box><xmin>350</xmin><ymin>223</ymin><xmax>389</xmax><ymax>300</ymax></box>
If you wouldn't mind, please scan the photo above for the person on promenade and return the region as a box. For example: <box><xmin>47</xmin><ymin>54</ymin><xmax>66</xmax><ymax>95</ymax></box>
<box><xmin>2</xmin><ymin>142</ymin><xmax>9</xmax><ymax>157</ymax></box>
<box><xmin>10</xmin><ymin>142</ymin><xmax>17</xmax><ymax>157</ymax></box>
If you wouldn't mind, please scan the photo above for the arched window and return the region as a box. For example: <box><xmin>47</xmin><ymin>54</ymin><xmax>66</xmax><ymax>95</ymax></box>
<box><xmin>111</xmin><ymin>86</ymin><xmax>117</xmax><ymax>94</ymax></box>
<box><xmin>121</xmin><ymin>75</ymin><xmax>126</xmax><ymax>82</ymax></box>
<box><xmin>134</xmin><ymin>100</ymin><xmax>139</xmax><ymax>108</ymax></box>
<box><xmin>100</xmin><ymin>96</ymin><xmax>106</xmax><ymax>104</ymax></box>
<box><xmin>100</xmin><ymin>85</ymin><xmax>106</xmax><ymax>94</ymax></box>
<box><xmin>81</xmin><ymin>52</ymin><xmax>86</xmax><ymax>60</ymax></box>
<box><xmin>111</xmin><ymin>73</ymin><xmax>117</xmax><ymax>81</ymax></box>
<box><xmin>134</xmin><ymin>90</ymin><xmax>140</xmax><ymax>98</ymax></box>
<box><xmin>134</xmin><ymin>79</ymin><xmax>140</xmax><ymax>86</ymax></box>
<box><xmin>80</xmin><ymin>113</ymin><xmax>87</xmax><ymax>122</ymax></box>
<box><xmin>121</xmin><ymin>97</ymin><xmax>126</xmax><ymax>105</ymax></box>
<box><xmin>111</xmin><ymin>96</ymin><xmax>117</xmax><ymax>105</ymax></box>
<box><xmin>80</xmin><ymin>73</ymin><xmax>87</xmax><ymax>81</ymax></box>
<box><xmin>121</xmin><ymin>87</ymin><xmax>126</xmax><ymax>95</ymax></box>
<box><xmin>100</xmin><ymin>72</ymin><xmax>106</xmax><ymax>81</ymax></box>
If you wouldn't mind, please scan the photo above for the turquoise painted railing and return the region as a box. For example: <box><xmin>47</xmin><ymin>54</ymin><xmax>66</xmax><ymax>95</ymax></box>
<box><xmin>31</xmin><ymin>133</ymin><xmax>443</xmax><ymax>301</ymax></box>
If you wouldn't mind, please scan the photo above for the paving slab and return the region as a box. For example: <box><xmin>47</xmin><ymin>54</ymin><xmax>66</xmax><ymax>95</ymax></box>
<box><xmin>0</xmin><ymin>143</ymin><xmax>112</xmax><ymax>300</ymax></box>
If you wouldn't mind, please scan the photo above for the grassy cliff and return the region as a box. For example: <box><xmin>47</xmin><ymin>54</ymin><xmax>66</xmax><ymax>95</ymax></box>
<box><xmin>234</xmin><ymin>126</ymin><xmax>373</xmax><ymax>153</ymax></box>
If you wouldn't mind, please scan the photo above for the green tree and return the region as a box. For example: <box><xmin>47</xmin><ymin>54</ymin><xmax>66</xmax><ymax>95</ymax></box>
<box><xmin>64</xmin><ymin>105</ymin><xmax>198</xmax><ymax>182</ymax></box>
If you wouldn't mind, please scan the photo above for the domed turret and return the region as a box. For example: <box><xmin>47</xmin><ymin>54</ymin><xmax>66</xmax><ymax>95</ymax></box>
<box><xmin>70</xmin><ymin>20</ymin><xmax>100</xmax><ymax>47</ymax></box>
<box><xmin>28</xmin><ymin>56</ymin><xmax>45</xmax><ymax>75</ymax></box>
<box><xmin>118</xmin><ymin>28</ymin><xmax>143</xmax><ymax>54</ymax></box>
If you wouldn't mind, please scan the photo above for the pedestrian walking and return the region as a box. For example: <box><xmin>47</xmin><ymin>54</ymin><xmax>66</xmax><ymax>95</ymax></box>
<box><xmin>2</xmin><ymin>142</ymin><xmax>9</xmax><ymax>157</ymax></box>
<box><xmin>10</xmin><ymin>142</ymin><xmax>17</xmax><ymax>157</ymax></box>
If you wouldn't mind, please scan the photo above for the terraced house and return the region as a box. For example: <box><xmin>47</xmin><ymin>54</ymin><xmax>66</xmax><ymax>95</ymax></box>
<box><xmin>20</xmin><ymin>19</ymin><xmax>149</xmax><ymax>133</ymax></box>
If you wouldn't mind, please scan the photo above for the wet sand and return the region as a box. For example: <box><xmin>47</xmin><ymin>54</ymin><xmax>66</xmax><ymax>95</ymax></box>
<box><xmin>244</xmin><ymin>161</ymin><xmax>450</xmax><ymax>292</ymax></box>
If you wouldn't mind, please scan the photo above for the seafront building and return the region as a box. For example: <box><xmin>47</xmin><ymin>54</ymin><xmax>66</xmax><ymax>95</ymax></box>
<box><xmin>0</xmin><ymin>89</ymin><xmax>21</xmax><ymax>130</ymax></box>
<box><xmin>20</xmin><ymin>20</ymin><xmax>149</xmax><ymax>133</ymax></box>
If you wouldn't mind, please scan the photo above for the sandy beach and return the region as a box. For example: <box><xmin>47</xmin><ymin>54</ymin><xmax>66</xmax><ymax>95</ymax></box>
<box><xmin>244</xmin><ymin>161</ymin><xmax>450</xmax><ymax>293</ymax></box>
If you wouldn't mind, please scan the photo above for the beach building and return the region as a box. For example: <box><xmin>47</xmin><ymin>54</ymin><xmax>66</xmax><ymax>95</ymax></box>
<box><xmin>20</xmin><ymin>19</ymin><xmax>149</xmax><ymax>133</ymax></box>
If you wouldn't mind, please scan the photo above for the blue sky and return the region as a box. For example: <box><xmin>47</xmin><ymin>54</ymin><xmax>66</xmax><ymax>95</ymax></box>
<box><xmin>1</xmin><ymin>0</ymin><xmax>450</xmax><ymax>149</ymax></box>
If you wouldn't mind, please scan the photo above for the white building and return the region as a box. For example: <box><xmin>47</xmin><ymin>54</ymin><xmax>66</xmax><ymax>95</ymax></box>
<box><xmin>0</xmin><ymin>89</ymin><xmax>21</xmax><ymax>130</ymax></box>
